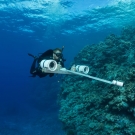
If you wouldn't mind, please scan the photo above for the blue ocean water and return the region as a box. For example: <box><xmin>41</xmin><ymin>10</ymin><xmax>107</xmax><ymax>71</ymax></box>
<box><xmin>0</xmin><ymin>0</ymin><xmax>135</xmax><ymax>134</ymax></box>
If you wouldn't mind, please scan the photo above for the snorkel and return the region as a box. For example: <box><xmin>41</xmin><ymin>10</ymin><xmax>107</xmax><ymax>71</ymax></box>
<box><xmin>61</xmin><ymin>46</ymin><xmax>66</xmax><ymax>61</ymax></box>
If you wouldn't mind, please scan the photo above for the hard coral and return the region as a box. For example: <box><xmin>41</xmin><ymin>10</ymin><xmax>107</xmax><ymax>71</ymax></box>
<box><xmin>58</xmin><ymin>26</ymin><xmax>135</xmax><ymax>135</ymax></box>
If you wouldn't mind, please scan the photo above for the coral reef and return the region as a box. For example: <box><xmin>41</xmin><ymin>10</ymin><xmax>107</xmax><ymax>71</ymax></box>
<box><xmin>58</xmin><ymin>26</ymin><xmax>135</xmax><ymax>135</ymax></box>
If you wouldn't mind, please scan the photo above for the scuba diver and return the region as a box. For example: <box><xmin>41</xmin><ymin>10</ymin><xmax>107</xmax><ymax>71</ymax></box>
<box><xmin>28</xmin><ymin>47</ymin><xmax>65</xmax><ymax>78</ymax></box>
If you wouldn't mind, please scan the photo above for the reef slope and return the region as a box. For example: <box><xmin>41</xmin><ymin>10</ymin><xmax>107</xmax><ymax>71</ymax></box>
<box><xmin>58</xmin><ymin>26</ymin><xmax>135</xmax><ymax>135</ymax></box>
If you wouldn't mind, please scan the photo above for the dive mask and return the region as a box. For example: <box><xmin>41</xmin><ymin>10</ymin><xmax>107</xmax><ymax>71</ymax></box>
<box><xmin>54</xmin><ymin>52</ymin><xmax>63</xmax><ymax>58</ymax></box>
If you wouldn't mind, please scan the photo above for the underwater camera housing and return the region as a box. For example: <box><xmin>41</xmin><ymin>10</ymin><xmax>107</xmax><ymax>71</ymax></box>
<box><xmin>75</xmin><ymin>65</ymin><xmax>89</xmax><ymax>74</ymax></box>
<box><xmin>40</xmin><ymin>60</ymin><xmax>57</xmax><ymax>71</ymax></box>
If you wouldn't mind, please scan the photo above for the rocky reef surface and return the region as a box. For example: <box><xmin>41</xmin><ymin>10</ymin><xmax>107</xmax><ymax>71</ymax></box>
<box><xmin>58</xmin><ymin>26</ymin><xmax>135</xmax><ymax>135</ymax></box>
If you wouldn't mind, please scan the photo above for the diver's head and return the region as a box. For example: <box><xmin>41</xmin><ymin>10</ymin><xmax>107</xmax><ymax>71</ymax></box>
<box><xmin>53</xmin><ymin>48</ymin><xmax>63</xmax><ymax>60</ymax></box>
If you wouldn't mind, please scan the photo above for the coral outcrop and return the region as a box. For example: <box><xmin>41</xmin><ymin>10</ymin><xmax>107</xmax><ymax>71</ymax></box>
<box><xmin>58</xmin><ymin>26</ymin><xmax>135</xmax><ymax>135</ymax></box>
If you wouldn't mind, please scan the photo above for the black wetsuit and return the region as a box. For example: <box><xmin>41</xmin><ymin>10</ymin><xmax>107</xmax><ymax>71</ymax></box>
<box><xmin>30</xmin><ymin>49</ymin><xmax>64</xmax><ymax>78</ymax></box>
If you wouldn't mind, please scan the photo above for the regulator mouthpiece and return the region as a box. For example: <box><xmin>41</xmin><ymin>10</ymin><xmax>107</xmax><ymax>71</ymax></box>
<box><xmin>40</xmin><ymin>60</ymin><xmax>57</xmax><ymax>71</ymax></box>
<box><xmin>76</xmin><ymin>65</ymin><xmax>89</xmax><ymax>74</ymax></box>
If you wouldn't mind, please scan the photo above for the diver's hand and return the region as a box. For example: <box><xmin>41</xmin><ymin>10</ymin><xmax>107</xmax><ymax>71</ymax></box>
<box><xmin>71</xmin><ymin>64</ymin><xmax>76</xmax><ymax>71</ymax></box>
<box><xmin>57</xmin><ymin>64</ymin><xmax>62</xmax><ymax>71</ymax></box>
